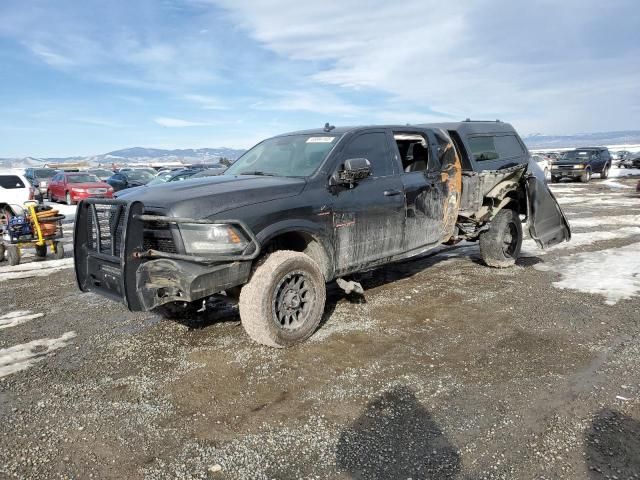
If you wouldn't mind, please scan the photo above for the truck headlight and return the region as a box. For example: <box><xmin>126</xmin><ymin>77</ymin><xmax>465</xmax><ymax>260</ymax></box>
<box><xmin>179</xmin><ymin>223</ymin><xmax>248</xmax><ymax>255</ymax></box>
<box><xmin>573</xmin><ymin>164</ymin><xmax>584</xmax><ymax>169</ymax></box>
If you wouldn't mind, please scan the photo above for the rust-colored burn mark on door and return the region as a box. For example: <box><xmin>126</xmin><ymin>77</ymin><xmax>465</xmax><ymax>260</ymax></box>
<box><xmin>440</xmin><ymin>142</ymin><xmax>462</xmax><ymax>241</ymax></box>
<box><xmin>334</xmin><ymin>212</ymin><xmax>356</xmax><ymax>228</ymax></box>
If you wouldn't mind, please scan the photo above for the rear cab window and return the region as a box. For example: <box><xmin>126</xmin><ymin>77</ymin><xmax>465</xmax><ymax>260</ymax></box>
<box><xmin>0</xmin><ymin>175</ymin><xmax>26</xmax><ymax>189</ymax></box>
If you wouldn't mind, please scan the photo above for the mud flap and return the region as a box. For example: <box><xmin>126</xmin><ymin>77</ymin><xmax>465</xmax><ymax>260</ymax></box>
<box><xmin>525</xmin><ymin>159</ymin><xmax>571</xmax><ymax>248</ymax></box>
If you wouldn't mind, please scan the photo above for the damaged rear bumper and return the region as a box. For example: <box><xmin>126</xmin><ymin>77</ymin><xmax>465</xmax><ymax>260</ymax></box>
<box><xmin>73</xmin><ymin>199</ymin><xmax>259</xmax><ymax>311</ymax></box>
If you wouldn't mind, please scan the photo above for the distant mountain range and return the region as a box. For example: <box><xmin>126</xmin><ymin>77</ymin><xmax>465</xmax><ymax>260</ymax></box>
<box><xmin>523</xmin><ymin>130</ymin><xmax>640</xmax><ymax>149</ymax></box>
<box><xmin>0</xmin><ymin>147</ymin><xmax>246</xmax><ymax>169</ymax></box>
<box><xmin>2</xmin><ymin>130</ymin><xmax>640</xmax><ymax>169</ymax></box>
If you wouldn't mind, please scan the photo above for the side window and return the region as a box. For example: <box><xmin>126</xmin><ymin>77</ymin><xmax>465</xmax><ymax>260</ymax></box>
<box><xmin>494</xmin><ymin>135</ymin><xmax>525</xmax><ymax>159</ymax></box>
<box><xmin>469</xmin><ymin>136</ymin><xmax>499</xmax><ymax>161</ymax></box>
<box><xmin>393</xmin><ymin>132</ymin><xmax>439</xmax><ymax>173</ymax></box>
<box><xmin>342</xmin><ymin>132</ymin><xmax>394</xmax><ymax>177</ymax></box>
<box><xmin>469</xmin><ymin>135</ymin><xmax>524</xmax><ymax>161</ymax></box>
<box><xmin>0</xmin><ymin>175</ymin><xmax>26</xmax><ymax>189</ymax></box>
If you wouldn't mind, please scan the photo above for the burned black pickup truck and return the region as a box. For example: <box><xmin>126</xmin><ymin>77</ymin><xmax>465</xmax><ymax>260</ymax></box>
<box><xmin>74</xmin><ymin>121</ymin><xmax>570</xmax><ymax>347</ymax></box>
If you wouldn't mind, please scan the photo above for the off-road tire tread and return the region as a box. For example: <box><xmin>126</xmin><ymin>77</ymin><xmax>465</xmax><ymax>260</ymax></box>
<box><xmin>239</xmin><ymin>250</ymin><xmax>326</xmax><ymax>348</ymax></box>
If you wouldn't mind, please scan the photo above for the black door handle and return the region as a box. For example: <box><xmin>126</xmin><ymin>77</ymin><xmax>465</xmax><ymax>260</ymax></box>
<box><xmin>383</xmin><ymin>189</ymin><xmax>402</xmax><ymax>196</ymax></box>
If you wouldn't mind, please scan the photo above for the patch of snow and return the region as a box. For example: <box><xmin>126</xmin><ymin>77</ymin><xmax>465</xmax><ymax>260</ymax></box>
<box><xmin>534</xmin><ymin>243</ymin><xmax>640</xmax><ymax>305</ymax></box>
<box><xmin>0</xmin><ymin>331</ymin><xmax>77</xmax><ymax>378</ymax></box>
<box><xmin>556</xmin><ymin>196</ymin><xmax>639</xmax><ymax>207</ymax></box>
<box><xmin>0</xmin><ymin>310</ymin><xmax>44</xmax><ymax>330</ymax></box>
<box><xmin>610</xmin><ymin>167</ymin><xmax>640</xmax><ymax>178</ymax></box>
<box><xmin>522</xmin><ymin>227</ymin><xmax>640</xmax><ymax>255</ymax></box>
<box><xmin>569</xmin><ymin>215</ymin><xmax>640</xmax><ymax>228</ymax></box>
<box><xmin>600</xmin><ymin>179</ymin><xmax>632</xmax><ymax>189</ymax></box>
<box><xmin>0</xmin><ymin>258</ymin><xmax>74</xmax><ymax>282</ymax></box>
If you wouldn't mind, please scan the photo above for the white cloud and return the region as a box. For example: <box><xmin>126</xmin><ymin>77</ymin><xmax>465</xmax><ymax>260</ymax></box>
<box><xmin>182</xmin><ymin>94</ymin><xmax>228</xmax><ymax>110</ymax></box>
<box><xmin>209</xmin><ymin>0</ymin><xmax>640</xmax><ymax>133</ymax></box>
<box><xmin>154</xmin><ymin>117</ymin><xmax>211</xmax><ymax>128</ymax></box>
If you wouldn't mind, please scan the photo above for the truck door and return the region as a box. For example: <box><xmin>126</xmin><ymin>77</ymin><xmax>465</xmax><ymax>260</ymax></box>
<box><xmin>393</xmin><ymin>129</ymin><xmax>462</xmax><ymax>252</ymax></box>
<box><xmin>331</xmin><ymin>130</ymin><xmax>405</xmax><ymax>272</ymax></box>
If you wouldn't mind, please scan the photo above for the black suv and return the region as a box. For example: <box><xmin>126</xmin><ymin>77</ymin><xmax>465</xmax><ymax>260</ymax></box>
<box><xmin>551</xmin><ymin>147</ymin><xmax>612</xmax><ymax>183</ymax></box>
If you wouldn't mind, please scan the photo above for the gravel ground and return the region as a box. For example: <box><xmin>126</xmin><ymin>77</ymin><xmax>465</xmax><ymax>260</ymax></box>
<box><xmin>0</xmin><ymin>173</ymin><xmax>639</xmax><ymax>479</ymax></box>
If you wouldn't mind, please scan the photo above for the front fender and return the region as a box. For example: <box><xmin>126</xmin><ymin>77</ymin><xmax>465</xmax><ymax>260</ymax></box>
<box><xmin>256</xmin><ymin>219</ymin><xmax>335</xmax><ymax>278</ymax></box>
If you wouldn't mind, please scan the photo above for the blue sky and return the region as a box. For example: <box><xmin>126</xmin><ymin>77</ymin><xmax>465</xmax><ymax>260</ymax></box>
<box><xmin>1</xmin><ymin>0</ymin><xmax>639</xmax><ymax>157</ymax></box>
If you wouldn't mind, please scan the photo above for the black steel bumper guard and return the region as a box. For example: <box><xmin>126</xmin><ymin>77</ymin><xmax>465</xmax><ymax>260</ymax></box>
<box><xmin>74</xmin><ymin>199</ymin><xmax>260</xmax><ymax>311</ymax></box>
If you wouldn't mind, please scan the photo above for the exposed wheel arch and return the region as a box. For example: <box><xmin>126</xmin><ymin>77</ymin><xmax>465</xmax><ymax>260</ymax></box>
<box><xmin>258</xmin><ymin>227</ymin><xmax>333</xmax><ymax>281</ymax></box>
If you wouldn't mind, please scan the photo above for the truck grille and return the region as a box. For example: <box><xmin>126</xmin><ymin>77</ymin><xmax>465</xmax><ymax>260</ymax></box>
<box><xmin>86</xmin><ymin>204</ymin><xmax>124</xmax><ymax>255</ymax></box>
<box><xmin>84</xmin><ymin>203</ymin><xmax>178</xmax><ymax>256</ymax></box>
<box><xmin>142</xmin><ymin>211</ymin><xmax>178</xmax><ymax>254</ymax></box>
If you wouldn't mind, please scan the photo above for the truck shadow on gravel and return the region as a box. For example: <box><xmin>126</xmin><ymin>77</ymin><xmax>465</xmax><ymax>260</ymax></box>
<box><xmin>584</xmin><ymin>408</ymin><xmax>640</xmax><ymax>478</ymax></box>
<box><xmin>336</xmin><ymin>385</ymin><xmax>462</xmax><ymax>480</ymax></box>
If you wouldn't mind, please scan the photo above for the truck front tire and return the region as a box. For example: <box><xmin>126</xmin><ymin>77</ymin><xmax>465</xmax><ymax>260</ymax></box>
<box><xmin>479</xmin><ymin>208</ymin><xmax>522</xmax><ymax>268</ymax></box>
<box><xmin>239</xmin><ymin>250</ymin><xmax>326</xmax><ymax>348</ymax></box>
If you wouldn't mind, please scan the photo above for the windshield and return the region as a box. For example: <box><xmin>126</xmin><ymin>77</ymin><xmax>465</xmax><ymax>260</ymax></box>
<box><xmin>147</xmin><ymin>172</ymin><xmax>173</xmax><ymax>185</ymax></box>
<box><xmin>562</xmin><ymin>150</ymin><xmax>597</xmax><ymax>160</ymax></box>
<box><xmin>225</xmin><ymin>134</ymin><xmax>339</xmax><ymax>177</ymax></box>
<box><xmin>34</xmin><ymin>169</ymin><xmax>57</xmax><ymax>178</ymax></box>
<box><xmin>126</xmin><ymin>170</ymin><xmax>155</xmax><ymax>183</ymax></box>
<box><xmin>68</xmin><ymin>174</ymin><xmax>100</xmax><ymax>183</ymax></box>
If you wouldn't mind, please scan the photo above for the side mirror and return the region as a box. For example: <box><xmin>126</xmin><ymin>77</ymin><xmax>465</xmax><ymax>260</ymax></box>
<box><xmin>332</xmin><ymin>158</ymin><xmax>371</xmax><ymax>186</ymax></box>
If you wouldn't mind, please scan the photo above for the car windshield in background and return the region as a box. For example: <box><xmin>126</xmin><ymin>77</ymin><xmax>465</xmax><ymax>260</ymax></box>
<box><xmin>34</xmin><ymin>169</ymin><xmax>57</xmax><ymax>178</ymax></box>
<box><xmin>68</xmin><ymin>174</ymin><xmax>100</xmax><ymax>183</ymax></box>
<box><xmin>225</xmin><ymin>134</ymin><xmax>339</xmax><ymax>177</ymax></box>
<box><xmin>147</xmin><ymin>172</ymin><xmax>173</xmax><ymax>185</ymax></box>
<box><xmin>89</xmin><ymin>169</ymin><xmax>113</xmax><ymax>178</ymax></box>
<box><xmin>562</xmin><ymin>151</ymin><xmax>595</xmax><ymax>160</ymax></box>
<box><xmin>126</xmin><ymin>171</ymin><xmax>155</xmax><ymax>182</ymax></box>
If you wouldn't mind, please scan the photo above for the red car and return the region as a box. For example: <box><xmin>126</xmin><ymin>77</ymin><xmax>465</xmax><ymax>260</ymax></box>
<box><xmin>47</xmin><ymin>172</ymin><xmax>114</xmax><ymax>205</ymax></box>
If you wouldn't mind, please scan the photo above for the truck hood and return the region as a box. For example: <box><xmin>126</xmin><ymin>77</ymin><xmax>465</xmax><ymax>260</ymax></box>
<box><xmin>116</xmin><ymin>174</ymin><xmax>306</xmax><ymax>217</ymax></box>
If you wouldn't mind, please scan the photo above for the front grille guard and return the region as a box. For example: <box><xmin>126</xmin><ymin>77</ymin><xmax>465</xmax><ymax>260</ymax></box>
<box><xmin>74</xmin><ymin>198</ymin><xmax>260</xmax><ymax>311</ymax></box>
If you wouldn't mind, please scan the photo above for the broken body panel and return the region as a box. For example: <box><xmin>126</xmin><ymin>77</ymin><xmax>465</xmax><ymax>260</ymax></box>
<box><xmin>74</xmin><ymin>123</ymin><xmax>570</xmax><ymax>312</ymax></box>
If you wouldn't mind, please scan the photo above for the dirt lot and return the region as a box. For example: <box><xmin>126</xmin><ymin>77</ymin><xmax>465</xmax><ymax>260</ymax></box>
<box><xmin>1</xmin><ymin>174</ymin><xmax>639</xmax><ymax>479</ymax></box>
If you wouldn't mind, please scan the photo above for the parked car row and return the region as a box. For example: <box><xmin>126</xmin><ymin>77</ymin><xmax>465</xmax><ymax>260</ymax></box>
<box><xmin>19</xmin><ymin>163</ymin><xmax>228</xmax><ymax>203</ymax></box>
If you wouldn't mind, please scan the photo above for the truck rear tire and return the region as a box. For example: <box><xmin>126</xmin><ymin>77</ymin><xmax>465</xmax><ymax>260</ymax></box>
<box><xmin>479</xmin><ymin>208</ymin><xmax>522</xmax><ymax>268</ymax></box>
<box><xmin>239</xmin><ymin>250</ymin><xmax>326</xmax><ymax>348</ymax></box>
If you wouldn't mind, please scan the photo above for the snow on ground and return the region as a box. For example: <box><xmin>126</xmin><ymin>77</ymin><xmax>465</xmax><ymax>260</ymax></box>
<box><xmin>556</xmin><ymin>196</ymin><xmax>638</xmax><ymax>207</ymax></box>
<box><xmin>610</xmin><ymin>167</ymin><xmax>640</xmax><ymax>178</ymax></box>
<box><xmin>569</xmin><ymin>215</ymin><xmax>640</xmax><ymax>228</ymax></box>
<box><xmin>600</xmin><ymin>179</ymin><xmax>632</xmax><ymax>189</ymax></box>
<box><xmin>522</xmin><ymin>227</ymin><xmax>640</xmax><ymax>255</ymax></box>
<box><xmin>0</xmin><ymin>311</ymin><xmax>44</xmax><ymax>330</ymax></box>
<box><xmin>0</xmin><ymin>258</ymin><xmax>74</xmax><ymax>281</ymax></box>
<box><xmin>0</xmin><ymin>332</ymin><xmax>76</xmax><ymax>378</ymax></box>
<box><xmin>534</xmin><ymin>243</ymin><xmax>640</xmax><ymax>305</ymax></box>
